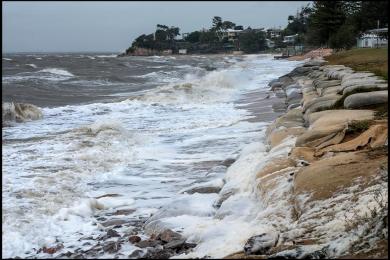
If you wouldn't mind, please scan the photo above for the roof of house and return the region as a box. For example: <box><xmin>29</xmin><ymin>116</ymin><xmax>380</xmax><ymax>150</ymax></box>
<box><xmin>368</xmin><ymin>28</ymin><xmax>388</xmax><ymax>33</ymax></box>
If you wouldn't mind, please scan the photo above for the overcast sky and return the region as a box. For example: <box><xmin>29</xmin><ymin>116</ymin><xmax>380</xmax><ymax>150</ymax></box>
<box><xmin>3</xmin><ymin>1</ymin><xmax>311</xmax><ymax>53</ymax></box>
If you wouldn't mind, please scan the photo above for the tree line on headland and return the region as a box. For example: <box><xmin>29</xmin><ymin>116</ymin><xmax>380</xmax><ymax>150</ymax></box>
<box><xmin>123</xmin><ymin>1</ymin><xmax>387</xmax><ymax>55</ymax></box>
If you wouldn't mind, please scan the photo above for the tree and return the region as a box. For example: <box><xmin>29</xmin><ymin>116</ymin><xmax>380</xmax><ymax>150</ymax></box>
<box><xmin>329</xmin><ymin>23</ymin><xmax>356</xmax><ymax>50</ymax></box>
<box><xmin>157</xmin><ymin>24</ymin><xmax>169</xmax><ymax>30</ymax></box>
<box><xmin>221</xmin><ymin>21</ymin><xmax>236</xmax><ymax>30</ymax></box>
<box><xmin>199</xmin><ymin>30</ymin><xmax>218</xmax><ymax>43</ymax></box>
<box><xmin>155</xmin><ymin>29</ymin><xmax>168</xmax><ymax>42</ymax></box>
<box><xmin>212</xmin><ymin>16</ymin><xmax>222</xmax><ymax>30</ymax></box>
<box><xmin>239</xmin><ymin>31</ymin><xmax>266</xmax><ymax>53</ymax></box>
<box><xmin>306</xmin><ymin>1</ymin><xmax>346</xmax><ymax>46</ymax></box>
<box><xmin>132</xmin><ymin>34</ymin><xmax>155</xmax><ymax>49</ymax></box>
<box><xmin>185</xmin><ymin>31</ymin><xmax>201</xmax><ymax>43</ymax></box>
<box><xmin>356</xmin><ymin>1</ymin><xmax>388</xmax><ymax>32</ymax></box>
<box><xmin>234</xmin><ymin>25</ymin><xmax>244</xmax><ymax>30</ymax></box>
<box><xmin>211</xmin><ymin>16</ymin><xmax>224</xmax><ymax>41</ymax></box>
<box><xmin>167</xmin><ymin>26</ymin><xmax>180</xmax><ymax>41</ymax></box>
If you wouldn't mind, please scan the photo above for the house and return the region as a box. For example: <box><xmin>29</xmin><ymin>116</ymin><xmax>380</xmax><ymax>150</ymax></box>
<box><xmin>224</xmin><ymin>29</ymin><xmax>244</xmax><ymax>42</ymax></box>
<box><xmin>162</xmin><ymin>49</ymin><xmax>173</xmax><ymax>55</ymax></box>
<box><xmin>266</xmin><ymin>39</ymin><xmax>275</xmax><ymax>48</ymax></box>
<box><xmin>266</xmin><ymin>28</ymin><xmax>283</xmax><ymax>39</ymax></box>
<box><xmin>283</xmin><ymin>34</ymin><xmax>299</xmax><ymax>44</ymax></box>
<box><xmin>224</xmin><ymin>28</ymin><xmax>265</xmax><ymax>42</ymax></box>
<box><xmin>357</xmin><ymin>28</ymin><xmax>388</xmax><ymax>48</ymax></box>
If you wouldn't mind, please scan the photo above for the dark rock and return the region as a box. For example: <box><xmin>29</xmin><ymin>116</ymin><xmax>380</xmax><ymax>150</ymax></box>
<box><xmin>278</xmin><ymin>76</ymin><xmax>294</xmax><ymax>87</ymax></box>
<box><xmin>58</xmin><ymin>251</ymin><xmax>73</xmax><ymax>258</ymax></box>
<box><xmin>184</xmin><ymin>242</ymin><xmax>197</xmax><ymax>249</ymax></box>
<box><xmin>268</xmin><ymin>78</ymin><xmax>280</xmax><ymax>87</ymax></box>
<box><xmin>182</xmin><ymin>186</ymin><xmax>222</xmax><ymax>194</ymax></box>
<box><xmin>83</xmin><ymin>243</ymin><xmax>102</xmax><ymax>255</ymax></box>
<box><xmin>288</xmin><ymin>66</ymin><xmax>313</xmax><ymax>77</ymax></box>
<box><xmin>158</xmin><ymin>229</ymin><xmax>182</xmax><ymax>243</ymax></box>
<box><xmin>202</xmin><ymin>65</ymin><xmax>217</xmax><ymax>71</ymax></box>
<box><xmin>136</xmin><ymin>239</ymin><xmax>161</xmax><ymax>248</ymax></box>
<box><xmin>270</xmin><ymin>82</ymin><xmax>283</xmax><ymax>90</ymax></box>
<box><xmin>100</xmin><ymin>219</ymin><xmax>128</xmax><ymax>227</ymax></box>
<box><xmin>102</xmin><ymin>241</ymin><xmax>121</xmax><ymax>253</ymax></box>
<box><xmin>221</xmin><ymin>158</ymin><xmax>236</xmax><ymax>167</ymax></box>
<box><xmin>128</xmin><ymin>249</ymin><xmax>145</xmax><ymax>259</ymax></box>
<box><xmin>129</xmin><ymin>235</ymin><xmax>142</xmax><ymax>244</ymax></box>
<box><xmin>112</xmin><ymin>209</ymin><xmax>136</xmax><ymax>215</ymax></box>
<box><xmin>305</xmin><ymin>248</ymin><xmax>329</xmax><ymax>259</ymax></box>
<box><xmin>107</xmin><ymin>229</ymin><xmax>120</xmax><ymax>238</ymax></box>
<box><xmin>163</xmin><ymin>238</ymin><xmax>186</xmax><ymax>249</ymax></box>
<box><xmin>213</xmin><ymin>189</ymin><xmax>235</xmax><ymax>208</ymax></box>
<box><xmin>144</xmin><ymin>248</ymin><xmax>174</xmax><ymax>259</ymax></box>
<box><xmin>71</xmin><ymin>254</ymin><xmax>85</xmax><ymax>259</ymax></box>
<box><xmin>244</xmin><ymin>233</ymin><xmax>279</xmax><ymax>255</ymax></box>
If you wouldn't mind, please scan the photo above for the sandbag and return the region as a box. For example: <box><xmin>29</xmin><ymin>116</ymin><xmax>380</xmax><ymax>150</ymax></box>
<box><xmin>344</xmin><ymin>90</ymin><xmax>388</xmax><ymax>109</ymax></box>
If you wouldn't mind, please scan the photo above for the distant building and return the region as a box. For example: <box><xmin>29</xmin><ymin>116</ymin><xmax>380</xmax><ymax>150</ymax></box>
<box><xmin>225</xmin><ymin>29</ymin><xmax>244</xmax><ymax>42</ymax></box>
<box><xmin>224</xmin><ymin>28</ymin><xmax>265</xmax><ymax>42</ymax></box>
<box><xmin>266</xmin><ymin>28</ymin><xmax>283</xmax><ymax>39</ymax></box>
<box><xmin>266</xmin><ymin>39</ymin><xmax>275</xmax><ymax>48</ymax></box>
<box><xmin>283</xmin><ymin>34</ymin><xmax>299</xmax><ymax>44</ymax></box>
<box><xmin>162</xmin><ymin>49</ymin><xmax>173</xmax><ymax>55</ymax></box>
<box><xmin>178</xmin><ymin>49</ymin><xmax>187</xmax><ymax>54</ymax></box>
<box><xmin>357</xmin><ymin>28</ymin><xmax>388</xmax><ymax>48</ymax></box>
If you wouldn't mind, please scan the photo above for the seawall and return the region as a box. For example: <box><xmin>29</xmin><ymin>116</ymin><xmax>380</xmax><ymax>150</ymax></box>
<box><xmin>228</xmin><ymin>58</ymin><xmax>388</xmax><ymax>258</ymax></box>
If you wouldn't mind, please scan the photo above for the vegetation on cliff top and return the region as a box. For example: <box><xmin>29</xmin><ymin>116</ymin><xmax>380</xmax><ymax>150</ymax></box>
<box><xmin>125</xmin><ymin>1</ymin><xmax>387</xmax><ymax>55</ymax></box>
<box><xmin>126</xmin><ymin>16</ymin><xmax>267</xmax><ymax>55</ymax></box>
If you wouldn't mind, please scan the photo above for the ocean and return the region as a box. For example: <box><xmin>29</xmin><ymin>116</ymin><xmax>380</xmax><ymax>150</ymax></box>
<box><xmin>2</xmin><ymin>53</ymin><xmax>301</xmax><ymax>258</ymax></box>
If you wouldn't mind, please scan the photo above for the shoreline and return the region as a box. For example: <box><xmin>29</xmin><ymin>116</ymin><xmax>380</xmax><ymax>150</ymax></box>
<box><xmin>226</xmin><ymin>57</ymin><xmax>388</xmax><ymax>258</ymax></box>
<box><xmin>3</xmin><ymin>55</ymin><xmax>387</xmax><ymax>259</ymax></box>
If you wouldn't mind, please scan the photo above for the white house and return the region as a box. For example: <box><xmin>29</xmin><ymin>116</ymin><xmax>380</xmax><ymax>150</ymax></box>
<box><xmin>223</xmin><ymin>28</ymin><xmax>265</xmax><ymax>42</ymax></box>
<box><xmin>283</xmin><ymin>34</ymin><xmax>299</xmax><ymax>44</ymax></box>
<box><xmin>266</xmin><ymin>28</ymin><xmax>283</xmax><ymax>39</ymax></box>
<box><xmin>224</xmin><ymin>29</ymin><xmax>244</xmax><ymax>42</ymax></box>
<box><xmin>266</xmin><ymin>39</ymin><xmax>275</xmax><ymax>48</ymax></box>
<box><xmin>357</xmin><ymin>28</ymin><xmax>388</xmax><ymax>48</ymax></box>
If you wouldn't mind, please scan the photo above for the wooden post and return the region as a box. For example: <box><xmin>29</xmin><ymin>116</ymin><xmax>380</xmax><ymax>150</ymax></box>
<box><xmin>376</xmin><ymin>20</ymin><xmax>380</xmax><ymax>48</ymax></box>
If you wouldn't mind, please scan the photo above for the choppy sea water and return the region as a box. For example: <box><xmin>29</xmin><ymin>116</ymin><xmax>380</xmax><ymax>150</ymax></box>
<box><xmin>2</xmin><ymin>53</ymin><xmax>301</xmax><ymax>258</ymax></box>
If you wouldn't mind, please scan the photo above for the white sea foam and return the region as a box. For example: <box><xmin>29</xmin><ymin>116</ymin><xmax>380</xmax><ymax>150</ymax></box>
<box><xmin>96</xmin><ymin>54</ymin><xmax>117</xmax><ymax>58</ymax></box>
<box><xmin>39</xmin><ymin>68</ymin><xmax>74</xmax><ymax>77</ymax></box>
<box><xmin>26</xmin><ymin>63</ymin><xmax>38</xmax><ymax>68</ymax></box>
<box><xmin>2</xmin><ymin>54</ymin><xmax>302</xmax><ymax>258</ymax></box>
<box><xmin>2</xmin><ymin>68</ymin><xmax>74</xmax><ymax>83</ymax></box>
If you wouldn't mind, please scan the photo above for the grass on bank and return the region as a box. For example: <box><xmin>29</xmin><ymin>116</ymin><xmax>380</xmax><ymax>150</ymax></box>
<box><xmin>325</xmin><ymin>47</ymin><xmax>388</xmax><ymax>80</ymax></box>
